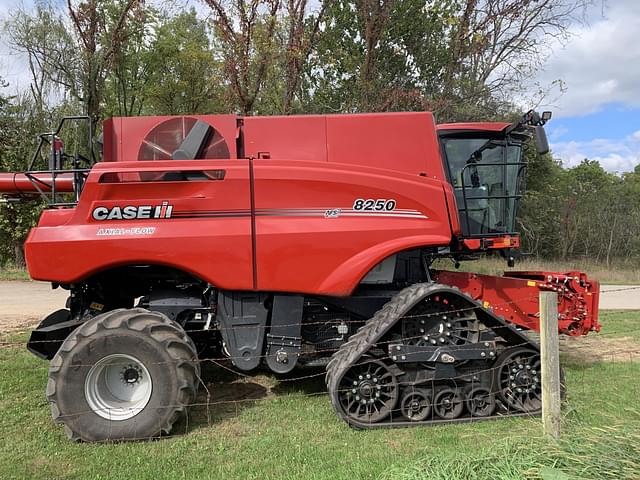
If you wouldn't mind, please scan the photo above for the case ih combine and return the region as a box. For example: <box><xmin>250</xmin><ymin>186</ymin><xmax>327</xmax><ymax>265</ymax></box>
<box><xmin>0</xmin><ymin>111</ymin><xmax>599</xmax><ymax>441</ymax></box>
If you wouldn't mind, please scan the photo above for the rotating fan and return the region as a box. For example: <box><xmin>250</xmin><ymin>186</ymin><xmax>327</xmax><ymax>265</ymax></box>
<box><xmin>138</xmin><ymin>117</ymin><xmax>230</xmax><ymax>161</ymax></box>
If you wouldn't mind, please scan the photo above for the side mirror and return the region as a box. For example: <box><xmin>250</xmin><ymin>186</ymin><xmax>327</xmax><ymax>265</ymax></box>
<box><xmin>534</xmin><ymin>125</ymin><xmax>549</xmax><ymax>155</ymax></box>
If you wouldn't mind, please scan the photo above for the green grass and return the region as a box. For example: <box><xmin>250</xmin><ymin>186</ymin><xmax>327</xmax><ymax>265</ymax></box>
<box><xmin>0</xmin><ymin>267</ymin><xmax>30</xmax><ymax>281</ymax></box>
<box><xmin>433</xmin><ymin>257</ymin><xmax>640</xmax><ymax>285</ymax></box>
<box><xmin>597</xmin><ymin>310</ymin><xmax>640</xmax><ymax>340</ymax></box>
<box><xmin>1</xmin><ymin>313</ymin><xmax>639</xmax><ymax>480</ymax></box>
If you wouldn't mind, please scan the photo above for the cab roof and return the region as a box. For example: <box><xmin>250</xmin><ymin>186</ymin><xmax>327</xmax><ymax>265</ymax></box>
<box><xmin>437</xmin><ymin>122</ymin><xmax>511</xmax><ymax>132</ymax></box>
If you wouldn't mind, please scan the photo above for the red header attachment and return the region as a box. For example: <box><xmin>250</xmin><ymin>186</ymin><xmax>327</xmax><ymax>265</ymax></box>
<box><xmin>433</xmin><ymin>270</ymin><xmax>600</xmax><ymax>336</ymax></box>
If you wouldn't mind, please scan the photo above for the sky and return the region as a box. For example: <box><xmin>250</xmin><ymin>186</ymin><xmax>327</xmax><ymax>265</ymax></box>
<box><xmin>1</xmin><ymin>0</ymin><xmax>640</xmax><ymax>173</ymax></box>
<box><xmin>530</xmin><ymin>0</ymin><xmax>640</xmax><ymax>173</ymax></box>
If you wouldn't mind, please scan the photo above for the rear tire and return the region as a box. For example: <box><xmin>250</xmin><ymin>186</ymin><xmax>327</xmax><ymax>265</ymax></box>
<box><xmin>47</xmin><ymin>308</ymin><xmax>199</xmax><ymax>442</ymax></box>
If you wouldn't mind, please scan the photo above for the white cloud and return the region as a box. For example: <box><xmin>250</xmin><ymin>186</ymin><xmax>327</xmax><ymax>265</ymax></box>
<box><xmin>551</xmin><ymin>134</ymin><xmax>640</xmax><ymax>173</ymax></box>
<box><xmin>531</xmin><ymin>0</ymin><xmax>640</xmax><ymax>118</ymax></box>
<box><xmin>549</xmin><ymin>126</ymin><xmax>569</xmax><ymax>141</ymax></box>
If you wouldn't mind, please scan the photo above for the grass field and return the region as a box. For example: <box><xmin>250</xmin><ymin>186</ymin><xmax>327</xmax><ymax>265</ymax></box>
<box><xmin>0</xmin><ymin>267</ymin><xmax>30</xmax><ymax>281</ymax></box>
<box><xmin>1</xmin><ymin>314</ymin><xmax>639</xmax><ymax>479</ymax></box>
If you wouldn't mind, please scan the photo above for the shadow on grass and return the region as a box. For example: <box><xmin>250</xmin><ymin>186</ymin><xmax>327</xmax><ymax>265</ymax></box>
<box><xmin>173</xmin><ymin>362</ymin><xmax>328</xmax><ymax>434</ymax></box>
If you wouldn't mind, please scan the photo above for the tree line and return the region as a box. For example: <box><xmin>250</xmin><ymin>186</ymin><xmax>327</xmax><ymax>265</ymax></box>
<box><xmin>519</xmin><ymin>153</ymin><xmax>640</xmax><ymax>267</ymax></box>
<box><xmin>2</xmin><ymin>0</ymin><xmax>631</xmax><ymax>268</ymax></box>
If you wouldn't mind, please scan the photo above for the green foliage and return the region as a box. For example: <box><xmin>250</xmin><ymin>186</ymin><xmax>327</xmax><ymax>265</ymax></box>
<box><xmin>102</xmin><ymin>1</ymin><xmax>157</xmax><ymax>117</ymax></box>
<box><xmin>518</xmin><ymin>150</ymin><xmax>640</xmax><ymax>264</ymax></box>
<box><xmin>305</xmin><ymin>0</ymin><xmax>460</xmax><ymax>114</ymax></box>
<box><xmin>144</xmin><ymin>9</ymin><xmax>226</xmax><ymax>115</ymax></box>
<box><xmin>0</xmin><ymin>87</ymin><xmax>46</xmax><ymax>266</ymax></box>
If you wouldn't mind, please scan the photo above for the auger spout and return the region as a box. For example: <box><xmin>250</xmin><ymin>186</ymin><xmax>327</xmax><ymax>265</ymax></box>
<box><xmin>0</xmin><ymin>172</ymin><xmax>75</xmax><ymax>196</ymax></box>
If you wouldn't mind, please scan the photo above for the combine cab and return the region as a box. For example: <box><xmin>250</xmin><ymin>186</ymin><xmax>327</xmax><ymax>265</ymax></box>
<box><xmin>0</xmin><ymin>110</ymin><xmax>599</xmax><ymax>441</ymax></box>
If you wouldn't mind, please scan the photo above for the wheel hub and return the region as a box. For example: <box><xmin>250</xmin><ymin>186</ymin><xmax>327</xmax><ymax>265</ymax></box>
<box><xmin>122</xmin><ymin>364</ymin><xmax>142</xmax><ymax>385</ymax></box>
<box><xmin>358</xmin><ymin>382</ymin><xmax>375</xmax><ymax>398</ymax></box>
<box><xmin>85</xmin><ymin>353</ymin><xmax>153</xmax><ymax>421</ymax></box>
<box><xmin>509</xmin><ymin>361</ymin><xmax>539</xmax><ymax>393</ymax></box>
<box><xmin>497</xmin><ymin>348</ymin><xmax>542</xmax><ymax>412</ymax></box>
<box><xmin>433</xmin><ymin>387</ymin><xmax>464</xmax><ymax>419</ymax></box>
<box><xmin>401</xmin><ymin>297</ymin><xmax>478</xmax><ymax>347</ymax></box>
<box><xmin>466</xmin><ymin>387</ymin><xmax>496</xmax><ymax>417</ymax></box>
<box><xmin>340</xmin><ymin>360</ymin><xmax>398</xmax><ymax>422</ymax></box>
<box><xmin>400</xmin><ymin>388</ymin><xmax>432</xmax><ymax>421</ymax></box>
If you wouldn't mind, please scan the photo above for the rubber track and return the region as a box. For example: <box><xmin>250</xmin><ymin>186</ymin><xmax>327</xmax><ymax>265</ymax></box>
<box><xmin>325</xmin><ymin>282</ymin><xmax>539</xmax><ymax>429</ymax></box>
<box><xmin>47</xmin><ymin>308</ymin><xmax>200</xmax><ymax>441</ymax></box>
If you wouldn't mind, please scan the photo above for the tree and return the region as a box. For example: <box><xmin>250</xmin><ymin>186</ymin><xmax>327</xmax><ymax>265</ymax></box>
<box><xmin>307</xmin><ymin>0</ymin><xmax>457</xmax><ymax>113</ymax></box>
<box><xmin>144</xmin><ymin>10</ymin><xmax>226</xmax><ymax>115</ymax></box>
<box><xmin>66</xmin><ymin>0</ymin><xmax>143</xmax><ymax>130</ymax></box>
<box><xmin>280</xmin><ymin>0</ymin><xmax>330</xmax><ymax>113</ymax></box>
<box><xmin>6</xmin><ymin>2</ymin><xmax>81</xmax><ymax>111</ymax></box>
<box><xmin>205</xmin><ymin>0</ymin><xmax>281</xmax><ymax>115</ymax></box>
<box><xmin>8</xmin><ymin>0</ymin><xmax>146</xmax><ymax>131</ymax></box>
<box><xmin>0</xmin><ymin>84</ymin><xmax>46</xmax><ymax>266</ymax></box>
<box><xmin>437</xmin><ymin>0</ymin><xmax>591</xmax><ymax>121</ymax></box>
<box><xmin>104</xmin><ymin>1</ymin><xmax>157</xmax><ymax>117</ymax></box>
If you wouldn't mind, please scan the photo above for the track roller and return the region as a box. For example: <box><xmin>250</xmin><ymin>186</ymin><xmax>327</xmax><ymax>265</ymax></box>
<box><xmin>465</xmin><ymin>387</ymin><xmax>496</xmax><ymax>417</ymax></box>
<box><xmin>433</xmin><ymin>387</ymin><xmax>464</xmax><ymax>419</ymax></box>
<box><xmin>400</xmin><ymin>388</ymin><xmax>432</xmax><ymax>421</ymax></box>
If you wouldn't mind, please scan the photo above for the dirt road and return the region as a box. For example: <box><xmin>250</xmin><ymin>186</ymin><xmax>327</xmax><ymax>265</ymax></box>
<box><xmin>0</xmin><ymin>281</ymin><xmax>67</xmax><ymax>332</ymax></box>
<box><xmin>0</xmin><ymin>281</ymin><xmax>638</xmax><ymax>332</ymax></box>
<box><xmin>599</xmin><ymin>285</ymin><xmax>640</xmax><ymax>309</ymax></box>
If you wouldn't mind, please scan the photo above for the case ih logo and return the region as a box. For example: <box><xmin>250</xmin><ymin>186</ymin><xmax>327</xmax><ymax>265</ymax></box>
<box><xmin>92</xmin><ymin>201</ymin><xmax>173</xmax><ymax>221</ymax></box>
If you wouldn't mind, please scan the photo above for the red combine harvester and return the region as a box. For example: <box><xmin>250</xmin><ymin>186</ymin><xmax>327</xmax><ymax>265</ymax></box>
<box><xmin>0</xmin><ymin>111</ymin><xmax>599</xmax><ymax>441</ymax></box>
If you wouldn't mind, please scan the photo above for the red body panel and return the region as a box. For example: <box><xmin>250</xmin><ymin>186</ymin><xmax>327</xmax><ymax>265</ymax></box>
<box><xmin>25</xmin><ymin>112</ymin><xmax>452</xmax><ymax>296</ymax></box>
<box><xmin>253</xmin><ymin>160</ymin><xmax>451</xmax><ymax>295</ymax></box>
<box><xmin>26</xmin><ymin>160</ymin><xmax>254</xmax><ymax>290</ymax></box>
<box><xmin>437</xmin><ymin>122</ymin><xmax>511</xmax><ymax>132</ymax></box>
<box><xmin>243</xmin><ymin>112</ymin><xmax>445</xmax><ymax>177</ymax></box>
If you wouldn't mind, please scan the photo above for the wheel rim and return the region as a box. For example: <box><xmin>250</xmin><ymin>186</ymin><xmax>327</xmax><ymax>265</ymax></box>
<box><xmin>85</xmin><ymin>354</ymin><xmax>153</xmax><ymax>421</ymax></box>
<box><xmin>339</xmin><ymin>360</ymin><xmax>398</xmax><ymax>423</ymax></box>
<box><xmin>496</xmin><ymin>348</ymin><xmax>542</xmax><ymax>413</ymax></box>
<box><xmin>400</xmin><ymin>388</ymin><xmax>432</xmax><ymax>421</ymax></box>
<box><xmin>433</xmin><ymin>387</ymin><xmax>464</xmax><ymax>419</ymax></box>
<box><xmin>466</xmin><ymin>387</ymin><xmax>496</xmax><ymax>417</ymax></box>
<box><xmin>402</xmin><ymin>295</ymin><xmax>479</xmax><ymax>347</ymax></box>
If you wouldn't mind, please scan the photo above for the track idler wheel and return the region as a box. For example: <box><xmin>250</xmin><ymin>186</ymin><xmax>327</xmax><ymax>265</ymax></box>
<box><xmin>465</xmin><ymin>387</ymin><xmax>496</xmax><ymax>417</ymax></box>
<box><xmin>401</xmin><ymin>294</ymin><xmax>479</xmax><ymax>347</ymax></box>
<box><xmin>494</xmin><ymin>347</ymin><xmax>542</xmax><ymax>413</ymax></box>
<box><xmin>433</xmin><ymin>387</ymin><xmax>464</xmax><ymax>419</ymax></box>
<box><xmin>400</xmin><ymin>388</ymin><xmax>432</xmax><ymax>421</ymax></box>
<box><xmin>337</xmin><ymin>359</ymin><xmax>398</xmax><ymax>424</ymax></box>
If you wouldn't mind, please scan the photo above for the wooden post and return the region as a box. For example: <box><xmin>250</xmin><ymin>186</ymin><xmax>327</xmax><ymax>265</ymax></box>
<box><xmin>540</xmin><ymin>291</ymin><xmax>561</xmax><ymax>439</ymax></box>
